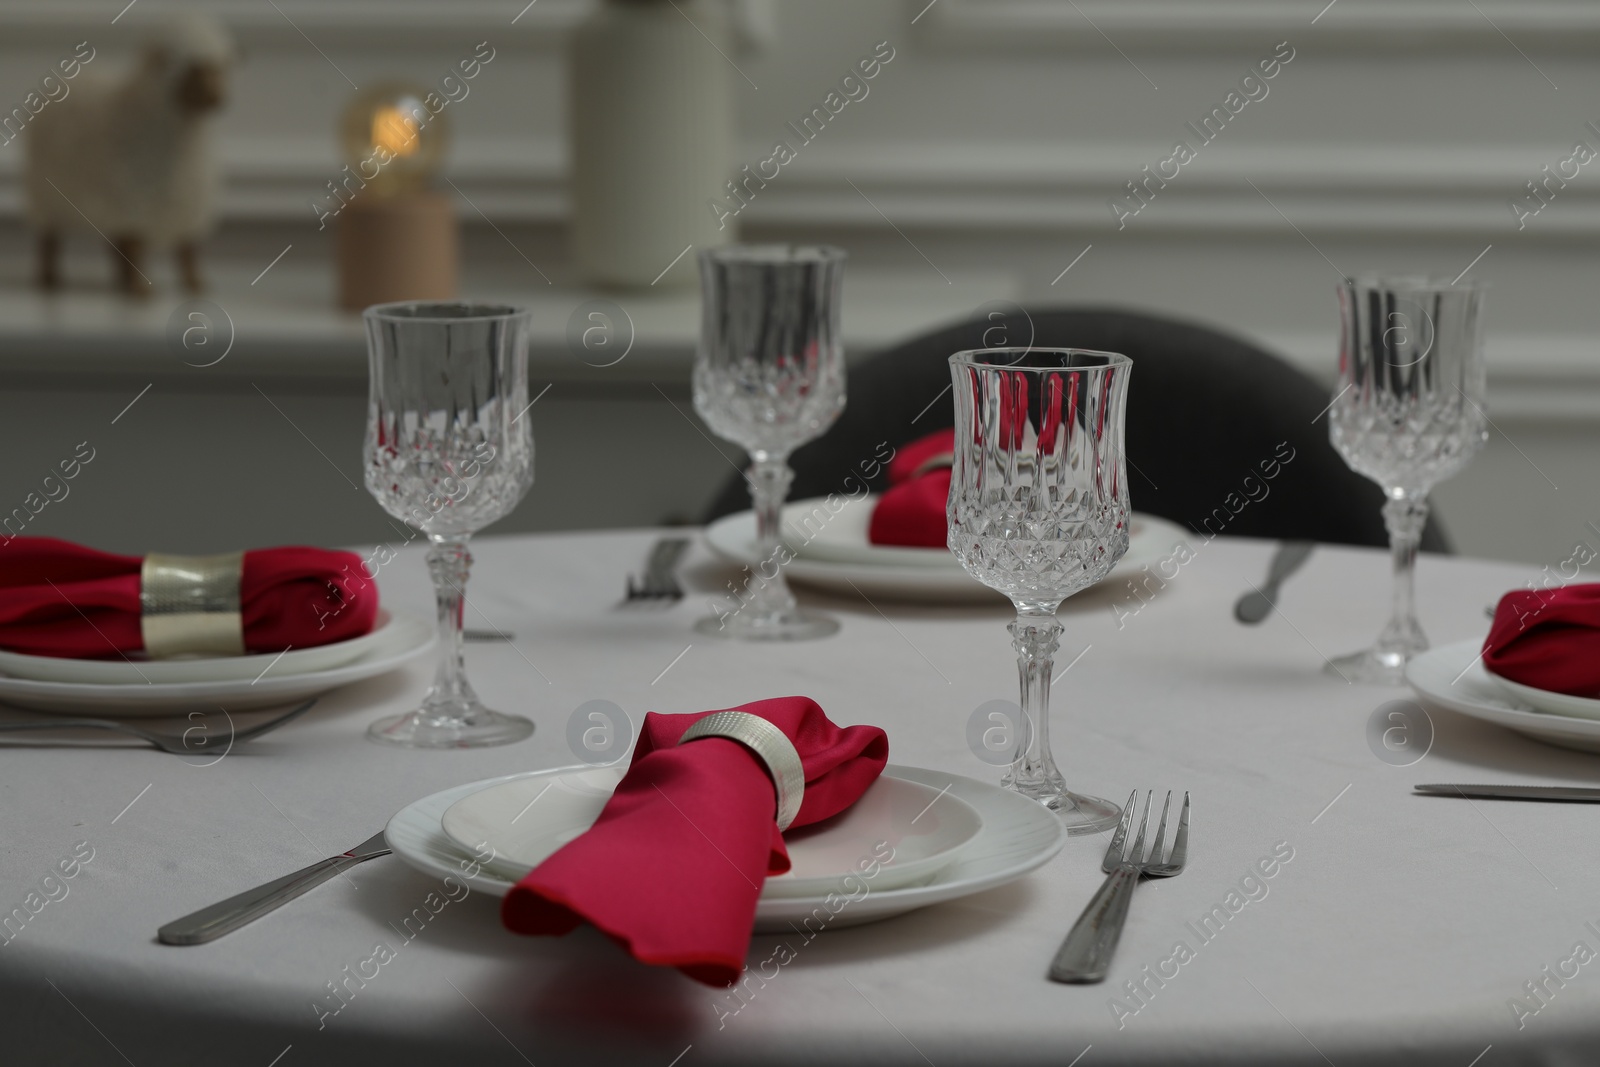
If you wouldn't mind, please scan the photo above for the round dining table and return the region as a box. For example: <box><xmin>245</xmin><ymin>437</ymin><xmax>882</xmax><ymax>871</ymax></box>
<box><xmin>0</xmin><ymin>527</ymin><xmax>1589</xmax><ymax>1066</ymax></box>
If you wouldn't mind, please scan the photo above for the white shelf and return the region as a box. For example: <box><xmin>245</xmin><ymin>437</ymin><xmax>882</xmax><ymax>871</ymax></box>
<box><xmin>3</xmin><ymin>259</ymin><xmax>1591</xmax><ymax>422</ymax></box>
<box><xmin>0</xmin><ymin>260</ymin><xmax>1019</xmax><ymax>386</ymax></box>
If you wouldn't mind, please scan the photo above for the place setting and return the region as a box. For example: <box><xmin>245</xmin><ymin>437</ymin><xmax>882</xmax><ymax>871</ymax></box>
<box><xmin>1288</xmin><ymin>278</ymin><xmax>1600</xmax><ymax>763</ymax></box>
<box><xmin>1311</xmin><ymin>276</ymin><xmax>1600</xmax><ymax>795</ymax></box>
<box><xmin>0</xmin><ymin>300</ymin><xmax>539</xmax><ymax>747</ymax></box>
<box><xmin>0</xmin><ymin>539</ymin><xmax>433</xmax><ymax>723</ymax></box>
<box><xmin>688</xmin><ymin>244</ymin><xmax>1185</xmax><ymax>633</ymax></box>
<box><xmin>149</xmin><ymin>247</ymin><xmax>1162</xmax><ymax>979</ymax></box>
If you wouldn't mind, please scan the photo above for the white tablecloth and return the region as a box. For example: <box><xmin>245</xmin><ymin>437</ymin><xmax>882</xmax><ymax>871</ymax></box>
<box><xmin>1</xmin><ymin>529</ymin><xmax>1589</xmax><ymax>1066</ymax></box>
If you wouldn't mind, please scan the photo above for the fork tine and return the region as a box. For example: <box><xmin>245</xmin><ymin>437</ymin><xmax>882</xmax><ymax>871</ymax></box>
<box><xmin>1103</xmin><ymin>789</ymin><xmax>1138</xmax><ymax>867</ymax></box>
<box><xmin>633</xmin><ymin>537</ymin><xmax>689</xmax><ymax>602</ymax></box>
<box><xmin>1167</xmin><ymin>792</ymin><xmax>1190</xmax><ymax>870</ymax></box>
<box><xmin>1151</xmin><ymin>790</ymin><xmax>1173</xmax><ymax>863</ymax></box>
<box><xmin>1128</xmin><ymin>791</ymin><xmax>1152</xmax><ymax>865</ymax></box>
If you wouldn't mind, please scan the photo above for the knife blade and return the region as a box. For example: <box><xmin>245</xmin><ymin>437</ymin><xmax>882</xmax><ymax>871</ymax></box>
<box><xmin>1415</xmin><ymin>784</ymin><xmax>1600</xmax><ymax>803</ymax></box>
<box><xmin>1234</xmin><ymin>541</ymin><xmax>1315</xmax><ymax>624</ymax></box>
<box><xmin>158</xmin><ymin>830</ymin><xmax>391</xmax><ymax>945</ymax></box>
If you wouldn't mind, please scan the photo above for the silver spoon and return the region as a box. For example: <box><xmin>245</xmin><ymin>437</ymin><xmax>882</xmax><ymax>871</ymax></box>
<box><xmin>1234</xmin><ymin>542</ymin><xmax>1315</xmax><ymax>624</ymax></box>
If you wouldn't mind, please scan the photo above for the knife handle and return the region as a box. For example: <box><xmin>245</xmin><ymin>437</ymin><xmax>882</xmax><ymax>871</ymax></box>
<box><xmin>158</xmin><ymin>852</ymin><xmax>374</xmax><ymax>945</ymax></box>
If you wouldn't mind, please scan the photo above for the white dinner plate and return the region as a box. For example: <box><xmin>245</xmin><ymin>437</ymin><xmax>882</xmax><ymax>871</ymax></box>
<box><xmin>439</xmin><ymin>765</ymin><xmax>985</xmax><ymax>898</ymax></box>
<box><xmin>0</xmin><ymin>609</ymin><xmax>401</xmax><ymax>685</ymax></box>
<box><xmin>0</xmin><ymin>612</ymin><xmax>434</xmax><ymax>716</ymax></box>
<box><xmin>1484</xmin><ymin>671</ymin><xmax>1600</xmax><ymax>722</ymax></box>
<box><xmin>387</xmin><ymin>763</ymin><xmax>1067</xmax><ymax>932</ymax></box>
<box><xmin>705</xmin><ymin>497</ymin><xmax>1189</xmax><ymax>603</ymax></box>
<box><xmin>1407</xmin><ymin>640</ymin><xmax>1600</xmax><ymax>753</ymax></box>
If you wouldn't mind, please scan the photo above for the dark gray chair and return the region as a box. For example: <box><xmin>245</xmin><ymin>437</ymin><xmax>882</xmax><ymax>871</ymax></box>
<box><xmin>704</xmin><ymin>306</ymin><xmax>1450</xmax><ymax>552</ymax></box>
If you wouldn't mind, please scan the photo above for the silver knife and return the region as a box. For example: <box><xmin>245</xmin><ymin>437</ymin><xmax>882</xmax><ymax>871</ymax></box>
<box><xmin>1415</xmin><ymin>784</ymin><xmax>1600</xmax><ymax>803</ymax></box>
<box><xmin>1234</xmin><ymin>541</ymin><xmax>1315</xmax><ymax>624</ymax></box>
<box><xmin>158</xmin><ymin>830</ymin><xmax>391</xmax><ymax>945</ymax></box>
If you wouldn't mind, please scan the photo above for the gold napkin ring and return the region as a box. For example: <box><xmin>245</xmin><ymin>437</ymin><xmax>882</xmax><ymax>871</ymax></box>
<box><xmin>678</xmin><ymin>711</ymin><xmax>805</xmax><ymax>831</ymax></box>
<box><xmin>140</xmin><ymin>551</ymin><xmax>246</xmax><ymax>658</ymax></box>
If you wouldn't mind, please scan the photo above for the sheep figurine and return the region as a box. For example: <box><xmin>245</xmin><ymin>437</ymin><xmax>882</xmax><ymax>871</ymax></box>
<box><xmin>26</xmin><ymin>15</ymin><xmax>233</xmax><ymax>296</ymax></box>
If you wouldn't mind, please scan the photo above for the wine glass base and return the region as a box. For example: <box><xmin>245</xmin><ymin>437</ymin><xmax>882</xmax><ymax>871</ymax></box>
<box><xmin>694</xmin><ymin>610</ymin><xmax>840</xmax><ymax>641</ymax></box>
<box><xmin>1325</xmin><ymin>647</ymin><xmax>1414</xmax><ymax>686</ymax></box>
<box><xmin>1011</xmin><ymin>786</ymin><xmax>1121</xmax><ymax>835</ymax></box>
<box><xmin>367</xmin><ymin>706</ymin><xmax>535</xmax><ymax>749</ymax></box>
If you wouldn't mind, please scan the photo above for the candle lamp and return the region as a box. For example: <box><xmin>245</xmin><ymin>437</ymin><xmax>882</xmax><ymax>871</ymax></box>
<box><xmin>334</xmin><ymin>82</ymin><xmax>458</xmax><ymax>311</ymax></box>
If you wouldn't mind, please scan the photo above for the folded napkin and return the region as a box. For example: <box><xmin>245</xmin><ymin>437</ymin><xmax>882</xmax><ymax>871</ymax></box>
<box><xmin>0</xmin><ymin>537</ymin><xmax>376</xmax><ymax>658</ymax></box>
<box><xmin>501</xmin><ymin>696</ymin><xmax>889</xmax><ymax>986</ymax></box>
<box><xmin>1484</xmin><ymin>585</ymin><xmax>1600</xmax><ymax>697</ymax></box>
<box><xmin>870</xmin><ymin>368</ymin><xmax>1072</xmax><ymax>548</ymax></box>
<box><xmin>868</xmin><ymin>429</ymin><xmax>954</xmax><ymax>548</ymax></box>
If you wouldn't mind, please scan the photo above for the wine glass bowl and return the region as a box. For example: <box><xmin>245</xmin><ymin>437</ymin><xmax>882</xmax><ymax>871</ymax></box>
<box><xmin>1326</xmin><ymin>274</ymin><xmax>1488</xmax><ymax>684</ymax></box>
<box><xmin>1330</xmin><ymin>275</ymin><xmax>1488</xmax><ymax>494</ymax></box>
<box><xmin>947</xmin><ymin>460</ymin><xmax>1131</xmax><ymax>608</ymax></box>
<box><xmin>947</xmin><ymin>347</ymin><xmax>1131</xmax><ymax>832</ymax></box>
<box><xmin>363</xmin><ymin>301</ymin><xmax>536</xmax><ymax>748</ymax></box>
<box><xmin>692</xmin><ymin>245</ymin><xmax>846</xmax><ymax>459</ymax></box>
<box><xmin>693</xmin><ymin>244</ymin><xmax>847</xmax><ymax>641</ymax></box>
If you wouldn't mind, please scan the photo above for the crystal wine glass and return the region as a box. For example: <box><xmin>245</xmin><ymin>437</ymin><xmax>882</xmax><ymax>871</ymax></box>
<box><xmin>693</xmin><ymin>245</ymin><xmax>847</xmax><ymax>640</ymax></box>
<box><xmin>947</xmin><ymin>347</ymin><xmax>1131</xmax><ymax>833</ymax></box>
<box><xmin>363</xmin><ymin>301</ymin><xmax>536</xmax><ymax>747</ymax></box>
<box><xmin>1327</xmin><ymin>274</ymin><xmax>1488</xmax><ymax>684</ymax></box>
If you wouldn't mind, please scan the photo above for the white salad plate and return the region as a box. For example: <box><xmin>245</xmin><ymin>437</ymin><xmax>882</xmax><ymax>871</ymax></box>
<box><xmin>705</xmin><ymin>496</ymin><xmax>1188</xmax><ymax>603</ymax></box>
<box><xmin>0</xmin><ymin>611</ymin><xmax>434</xmax><ymax>716</ymax></box>
<box><xmin>387</xmin><ymin>763</ymin><xmax>1068</xmax><ymax>932</ymax></box>
<box><xmin>1407</xmin><ymin>640</ymin><xmax>1600</xmax><ymax>753</ymax></box>
<box><xmin>439</xmin><ymin>764</ymin><xmax>986</xmax><ymax>898</ymax></box>
<box><xmin>0</xmin><ymin>609</ymin><xmax>403</xmax><ymax>685</ymax></box>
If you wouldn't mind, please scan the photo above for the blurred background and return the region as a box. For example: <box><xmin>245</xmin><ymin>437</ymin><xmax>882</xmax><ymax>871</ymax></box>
<box><xmin>0</xmin><ymin>0</ymin><xmax>1594</xmax><ymax>565</ymax></box>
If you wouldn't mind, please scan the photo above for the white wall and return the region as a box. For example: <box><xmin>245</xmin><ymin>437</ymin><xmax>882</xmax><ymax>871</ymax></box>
<box><xmin>0</xmin><ymin>0</ymin><xmax>1596</xmax><ymax>567</ymax></box>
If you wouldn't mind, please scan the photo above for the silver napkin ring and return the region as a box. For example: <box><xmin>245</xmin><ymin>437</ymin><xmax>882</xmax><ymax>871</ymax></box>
<box><xmin>140</xmin><ymin>551</ymin><xmax>246</xmax><ymax>658</ymax></box>
<box><xmin>911</xmin><ymin>451</ymin><xmax>955</xmax><ymax>479</ymax></box>
<box><xmin>678</xmin><ymin>711</ymin><xmax>805</xmax><ymax>831</ymax></box>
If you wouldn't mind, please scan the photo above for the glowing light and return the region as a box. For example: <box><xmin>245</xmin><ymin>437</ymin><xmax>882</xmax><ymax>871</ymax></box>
<box><xmin>340</xmin><ymin>84</ymin><xmax>446</xmax><ymax>199</ymax></box>
<box><xmin>370</xmin><ymin>103</ymin><xmax>421</xmax><ymax>158</ymax></box>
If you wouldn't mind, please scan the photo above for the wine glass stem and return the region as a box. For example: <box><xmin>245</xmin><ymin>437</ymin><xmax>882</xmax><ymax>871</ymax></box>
<box><xmin>424</xmin><ymin>535</ymin><xmax>478</xmax><ymax>715</ymax></box>
<box><xmin>744</xmin><ymin>457</ymin><xmax>799</xmax><ymax>618</ymax></box>
<box><xmin>1379</xmin><ymin>494</ymin><xmax>1429</xmax><ymax>655</ymax></box>
<box><xmin>1009</xmin><ymin>611</ymin><xmax>1067</xmax><ymax>795</ymax></box>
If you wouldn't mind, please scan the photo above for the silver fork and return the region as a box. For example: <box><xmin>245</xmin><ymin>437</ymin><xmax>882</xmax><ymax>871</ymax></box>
<box><xmin>625</xmin><ymin>536</ymin><xmax>690</xmax><ymax>603</ymax></box>
<box><xmin>1049</xmin><ymin>789</ymin><xmax>1190</xmax><ymax>983</ymax></box>
<box><xmin>0</xmin><ymin>698</ymin><xmax>319</xmax><ymax>755</ymax></box>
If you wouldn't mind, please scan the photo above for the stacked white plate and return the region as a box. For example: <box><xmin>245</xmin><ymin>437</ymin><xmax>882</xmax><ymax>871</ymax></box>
<box><xmin>1407</xmin><ymin>640</ymin><xmax>1600</xmax><ymax>753</ymax></box>
<box><xmin>386</xmin><ymin>763</ymin><xmax>1067</xmax><ymax>931</ymax></box>
<box><xmin>706</xmin><ymin>495</ymin><xmax>1190</xmax><ymax>603</ymax></box>
<box><xmin>0</xmin><ymin>609</ymin><xmax>434</xmax><ymax>715</ymax></box>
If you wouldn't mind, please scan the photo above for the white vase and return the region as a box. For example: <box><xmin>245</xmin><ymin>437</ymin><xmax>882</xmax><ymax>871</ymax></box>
<box><xmin>569</xmin><ymin>0</ymin><xmax>735</xmax><ymax>289</ymax></box>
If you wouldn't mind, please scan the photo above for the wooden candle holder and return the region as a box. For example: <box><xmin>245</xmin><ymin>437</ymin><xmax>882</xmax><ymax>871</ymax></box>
<box><xmin>335</xmin><ymin>191</ymin><xmax>458</xmax><ymax>311</ymax></box>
